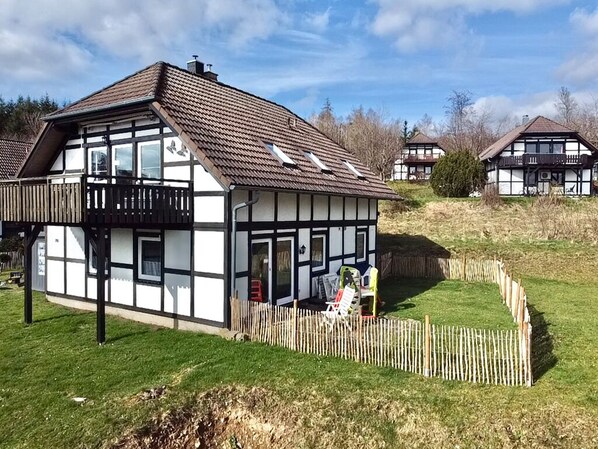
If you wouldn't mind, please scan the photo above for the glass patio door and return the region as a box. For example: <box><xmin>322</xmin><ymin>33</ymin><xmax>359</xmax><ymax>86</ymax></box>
<box><xmin>276</xmin><ymin>237</ymin><xmax>294</xmax><ymax>305</ymax></box>
<box><xmin>251</xmin><ymin>237</ymin><xmax>294</xmax><ymax>305</ymax></box>
<box><xmin>251</xmin><ymin>240</ymin><xmax>271</xmax><ymax>303</ymax></box>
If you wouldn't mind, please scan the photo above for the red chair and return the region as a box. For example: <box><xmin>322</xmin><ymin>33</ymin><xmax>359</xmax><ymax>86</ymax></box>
<box><xmin>250</xmin><ymin>279</ymin><xmax>264</xmax><ymax>302</ymax></box>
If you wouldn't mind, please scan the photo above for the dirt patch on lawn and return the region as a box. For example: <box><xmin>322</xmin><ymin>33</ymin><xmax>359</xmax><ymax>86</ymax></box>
<box><xmin>111</xmin><ymin>384</ymin><xmax>598</xmax><ymax>449</ymax></box>
<box><xmin>111</xmin><ymin>386</ymin><xmax>300</xmax><ymax>449</ymax></box>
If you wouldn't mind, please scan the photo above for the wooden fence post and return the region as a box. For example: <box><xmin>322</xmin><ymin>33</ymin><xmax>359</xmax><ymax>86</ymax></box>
<box><xmin>462</xmin><ymin>256</ymin><xmax>467</xmax><ymax>281</ymax></box>
<box><xmin>424</xmin><ymin>315</ymin><xmax>431</xmax><ymax>377</ymax></box>
<box><xmin>293</xmin><ymin>299</ymin><xmax>298</xmax><ymax>351</ymax></box>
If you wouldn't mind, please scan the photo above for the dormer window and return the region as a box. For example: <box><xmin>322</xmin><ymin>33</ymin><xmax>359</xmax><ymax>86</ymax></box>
<box><xmin>305</xmin><ymin>151</ymin><xmax>332</xmax><ymax>174</ymax></box>
<box><xmin>264</xmin><ymin>142</ymin><xmax>297</xmax><ymax>168</ymax></box>
<box><xmin>343</xmin><ymin>160</ymin><xmax>366</xmax><ymax>180</ymax></box>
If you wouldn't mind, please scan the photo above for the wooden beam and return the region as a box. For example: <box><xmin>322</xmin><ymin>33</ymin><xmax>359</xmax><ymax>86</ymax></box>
<box><xmin>96</xmin><ymin>227</ymin><xmax>107</xmax><ymax>344</ymax></box>
<box><xmin>23</xmin><ymin>224</ymin><xmax>43</xmax><ymax>324</ymax></box>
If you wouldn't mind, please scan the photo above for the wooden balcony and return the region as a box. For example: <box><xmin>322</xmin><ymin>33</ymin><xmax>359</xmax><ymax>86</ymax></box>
<box><xmin>402</xmin><ymin>154</ymin><xmax>440</xmax><ymax>163</ymax></box>
<box><xmin>0</xmin><ymin>174</ymin><xmax>193</xmax><ymax>228</ymax></box>
<box><xmin>408</xmin><ymin>172</ymin><xmax>431</xmax><ymax>182</ymax></box>
<box><xmin>498</xmin><ymin>154</ymin><xmax>592</xmax><ymax>168</ymax></box>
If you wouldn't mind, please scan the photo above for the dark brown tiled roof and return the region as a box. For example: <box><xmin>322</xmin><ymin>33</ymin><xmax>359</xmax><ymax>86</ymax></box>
<box><xmin>408</xmin><ymin>132</ymin><xmax>441</xmax><ymax>146</ymax></box>
<box><xmin>47</xmin><ymin>63</ymin><xmax>164</xmax><ymax>118</ymax></box>
<box><xmin>480</xmin><ymin>116</ymin><xmax>587</xmax><ymax>160</ymax></box>
<box><xmin>0</xmin><ymin>138</ymin><xmax>30</xmax><ymax>179</ymax></box>
<box><xmin>48</xmin><ymin>62</ymin><xmax>398</xmax><ymax>200</ymax></box>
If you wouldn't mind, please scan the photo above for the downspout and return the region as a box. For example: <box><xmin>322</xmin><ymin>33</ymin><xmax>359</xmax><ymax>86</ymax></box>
<box><xmin>231</xmin><ymin>191</ymin><xmax>260</xmax><ymax>297</ymax></box>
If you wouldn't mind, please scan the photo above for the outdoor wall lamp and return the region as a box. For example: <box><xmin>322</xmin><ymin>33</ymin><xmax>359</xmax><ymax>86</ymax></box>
<box><xmin>299</xmin><ymin>245</ymin><xmax>306</xmax><ymax>255</ymax></box>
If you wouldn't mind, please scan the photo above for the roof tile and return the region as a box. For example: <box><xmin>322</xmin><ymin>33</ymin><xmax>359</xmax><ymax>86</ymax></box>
<box><xmin>0</xmin><ymin>138</ymin><xmax>30</xmax><ymax>179</ymax></box>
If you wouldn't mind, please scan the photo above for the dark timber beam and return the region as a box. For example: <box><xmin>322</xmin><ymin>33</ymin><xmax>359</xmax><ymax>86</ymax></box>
<box><xmin>96</xmin><ymin>227</ymin><xmax>107</xmax><ymax>344</ymax></box>
<box><xmin>23</xmin><ymin>224</ymin><xmax>43</xmax><ymax>324</ymax></box>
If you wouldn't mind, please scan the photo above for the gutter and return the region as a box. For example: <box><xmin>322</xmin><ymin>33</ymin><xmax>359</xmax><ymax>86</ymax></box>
<box><xmin>231</xmin><ymin>191</ymin><xmax>260</xmax><ymax>296</ymax></box>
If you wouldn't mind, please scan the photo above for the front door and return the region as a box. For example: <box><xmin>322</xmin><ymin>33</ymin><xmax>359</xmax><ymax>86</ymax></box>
<box><xmin>251</xmin><ymin>237</ymin><xmax>294</xmax><ymax>305</ymax></box>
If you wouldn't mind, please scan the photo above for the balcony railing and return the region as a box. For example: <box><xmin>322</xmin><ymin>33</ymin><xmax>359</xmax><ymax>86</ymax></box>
<box><xmin>401</xmin><ymin>154</ymin><xmax>440</xmax><ymax>163</ymax></box>
<box><xmin>408</xmin><ymin>172</ymin><xmax>431</xmax><ymax>182</ymax></box>
<box><xmin>0</xmin><ymin>174</ymin><xmax>193</xmax><ymax>227</ymax></box>
<box><xmin>498</xmin><ymin>154</ymin><xmax>591</xmax><ymax>168</ymax></box>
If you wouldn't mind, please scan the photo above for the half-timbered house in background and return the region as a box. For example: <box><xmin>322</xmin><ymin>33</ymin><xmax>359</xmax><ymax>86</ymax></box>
<box><xmin>0</xmin><ymin>60</ymin><xmax>398</xmax><ymax>342</ymax></box>
<box><xmin>392</xmin><ymin>133</ymin><xmax>445</xmax><ymax>181</ymax></box>
<box><xmin>481</xmin><ymin>116</ymin><xmax>597</xmax><ymax>196</ymax></box>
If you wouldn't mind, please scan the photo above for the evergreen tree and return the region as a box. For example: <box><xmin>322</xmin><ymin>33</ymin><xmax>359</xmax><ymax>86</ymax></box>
<box><xmin>430</xmin><ymin>150</ymin><xmax>486</xmax><ymax>197</ymax></box>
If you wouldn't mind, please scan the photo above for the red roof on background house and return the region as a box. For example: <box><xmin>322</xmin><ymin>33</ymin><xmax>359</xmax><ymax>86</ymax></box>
<box><xmin>479</xmin><ymin>116</ymin><xmax>594</xmax><ymax>160</ymax></box>
<box><xmin>407</xmin><ymin>132</ymin><xmax>443</xmax><ymax>147</ymax></box>
<box><xmin>38</xmin><ymin>62</ymin><xmax>399</xmax><ymax>200</ymax></box>
<box><xmin>0</xmin><ymin>138</ymin><xmax>30</xmax><ymax>179</ymax></box>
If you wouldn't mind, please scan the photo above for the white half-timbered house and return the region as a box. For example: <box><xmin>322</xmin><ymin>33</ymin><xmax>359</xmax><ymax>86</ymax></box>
<box><xmin>481</xmin><ymin>116</ymin><xmax>597</xmax><ymax>196</ymax></box>
<box><xmin>0</xmin><ymin>61</ymin><xmax>398</xmax><ymax>342</ymax></box>
<box><xmin>392</xmin><ymin>133</ymin><xmax>445</xmax><ymax>181</ymax></box>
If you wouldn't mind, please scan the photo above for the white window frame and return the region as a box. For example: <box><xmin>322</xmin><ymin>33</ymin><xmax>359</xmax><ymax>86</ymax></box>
<box><xmin>305</xmin><ymin>151</ymin><xmax>332</xmax><ymax>173</ymax></box>
<box><xmin>112</xmin><ymin>143</ymin><xmax>134</xmax><ymax>179</ymax></box>
<box><xmin>88</xmin><ymin>241</ymin><xmax>108</xmax><ymax>276</ymax></box>
<box><xmin>265</xmin><ymin>142</ymin><xmax>296</xmax><ymax>167</ymax></box>
<box><xmin>138</xmin><ymin>140</ymin><xmax>162</xmax><ymax>180</ymax></box>
<box><xmin>88</xmin><ymin>147</ymin><xmax>108</xmax><ymax>177</ymax></box>
<box><xmin>137</xmin><ymin>236</ymin><xmax>162</xmax><ymax>282</ymax></box>
<box><xmin>311</xmin><ymin>234</ymin><xmax>326</xmax><ymax>272</ymax></box>
<box><xmin>343</xmin><ymin>160</ymin><xmax>366</xmax><ymax>180</ymax></box>
<box><xmin>356</xmin><ymin>231</ymin><xmax>367</xmax><ymax>263</ymax></box>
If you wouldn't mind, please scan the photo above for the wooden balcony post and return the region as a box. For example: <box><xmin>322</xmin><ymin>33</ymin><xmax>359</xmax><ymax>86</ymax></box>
<box><xmin>23</xmin><ymin>225</ymin><xmax>43</xmax><ymax>325</ymax></box>
<box><xmin>96</xmin><ymin>227</ymin><xmax>107</xmax><ymax>344</ymax></box>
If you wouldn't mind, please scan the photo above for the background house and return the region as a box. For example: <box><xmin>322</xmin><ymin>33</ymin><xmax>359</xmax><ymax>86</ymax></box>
<box><xmin>481</xmin><ymin>116</ymin><xmax>597</xmax><ymax>196</ymax></box>
<box><xmin>1</xmin><ymin>60</ymin><xmax>397</xmax><ymax>341</ymax></box>
<box><xmin>0</xmin><ymin>138</ymin><xmax>30</xmax><ymax>239</ymax></box>
<box><xmin>392</xmin><ymin>133</ymin><xmax>445</xmax><ymax>181</ymax></box>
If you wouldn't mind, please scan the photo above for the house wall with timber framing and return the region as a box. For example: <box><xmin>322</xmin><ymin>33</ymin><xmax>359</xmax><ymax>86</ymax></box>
<box><xmin>44</xmin><ymin>112</ymin><xmax>228</xmax><ymax>329</ymax></box>
<box><xmin>392</xmin><ymin>143</ymin><xmax>444</xmax><ymax>181</ymax></box>
<box><xmin>231</xmin><ymin>190</ymin><xmax>377</xmax><ymax>305</ymax></box>
<box><xmin>42</xmin><ymin>111</ymin><xmax>380</xmax><ymax>331</ymax></box>
<box><xmin>485</xmin><ymin>136</ymin><xmax>594</xmax><ymax>196</ymax></box>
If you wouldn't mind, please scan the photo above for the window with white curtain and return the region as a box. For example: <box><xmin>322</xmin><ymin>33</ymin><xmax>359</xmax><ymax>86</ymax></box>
<box><xmin>138</xmin><ymin>236</ymin><xmax>161</xmax><ymax>282</ymax></box>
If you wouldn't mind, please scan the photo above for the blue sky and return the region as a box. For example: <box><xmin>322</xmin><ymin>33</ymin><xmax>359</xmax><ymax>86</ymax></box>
<box><xmin>1</xmin><ymin>0</ymin><xmax>598</xmax><ymax>126</ymax></box>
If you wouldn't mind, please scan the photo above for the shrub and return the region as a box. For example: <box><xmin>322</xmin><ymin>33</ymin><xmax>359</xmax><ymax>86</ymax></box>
<box><xmin>0</xmin><ymin>236</ymin><xmax>22</xmax><ymax>253</ymax></box>
<box><xmin>480</xmin><ymin>185</ymin><xmax>503</xmax><ymax>209</ymax></box>
<box><xmin>429</xmin><ymin>151</ymin><xmax>486</xmax><ymax>197</ymax></box>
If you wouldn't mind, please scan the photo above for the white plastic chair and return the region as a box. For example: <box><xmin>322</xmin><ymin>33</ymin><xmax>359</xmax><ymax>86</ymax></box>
<box><xmin>321</xmin><ymin>286</ymin><xmax>355</xmax><ymax>331</ymax></box>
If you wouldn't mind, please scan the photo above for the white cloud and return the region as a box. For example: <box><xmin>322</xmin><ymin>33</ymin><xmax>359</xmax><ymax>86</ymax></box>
<box><xmin>0</xmin><ymin>0</ymin><xmax>286</xmax><ymax>80</ymax></box>
<box><xmin>557</xmin><ymin>7</ymin><xmax>598</xmax><ymax>85</ymax></box>
<box><xmin>237</xmin><ymin>39</ymin><xmax>369</xmax><ymax>97</ymax></box>
<box><xmin>473</xmin><ymin>88</ymin><xmax>598</xmax><ymax>128</ymax></box>
<box><xmin>473</xmin><ymin>92</ymin><xmax>558</xmax><ymax>122</ymax></box>
<box><xmin>304</xmin><ymin>7</ymin><xmax>332</xmax><ymax>33</ymax></box>
<box><xmin>370</xmin><ymin>0</ymin><xmax>567</xmax><ymax>52</ymax></box>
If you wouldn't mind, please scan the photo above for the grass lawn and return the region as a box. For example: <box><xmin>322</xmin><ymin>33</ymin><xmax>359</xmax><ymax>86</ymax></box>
<box><xmin>2</xmin><ymin>187</ymin><xmax>598</xmax><ymax>447</ymax></box>
<box><xmin>379</xmin><ymin>278</ymin><xmax>516</xmax><ymax>330</ymax></box>
<box><xmin>1</xmin><ymin>271</ymin><xmax>597</xmax><ymax>448</ymax></box>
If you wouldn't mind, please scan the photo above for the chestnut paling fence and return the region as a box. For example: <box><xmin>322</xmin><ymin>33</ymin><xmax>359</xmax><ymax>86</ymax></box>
<box><xmin>230</xmin><ymin>255</ymin><xmax>533</xmax><ymax>387</ymax></box>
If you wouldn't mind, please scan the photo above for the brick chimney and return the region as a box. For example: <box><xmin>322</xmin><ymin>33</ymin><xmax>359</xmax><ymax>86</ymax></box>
<box><xmin>186</xmin><ymin>57</ymin><xmax>218</xmax><ymax>81</ymax></box>
<box><xmin>187</xmin><ymin>56</ymin><xmax>204</xmax><ymax>75</ymax></box>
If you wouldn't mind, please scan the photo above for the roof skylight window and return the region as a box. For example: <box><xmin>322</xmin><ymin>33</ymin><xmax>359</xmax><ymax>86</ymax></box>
<box><xmin>343</xmin><ymin>160</ymin><xmax>366</xmax><ymax>180</ymax></box>
<box><xmin>305</xmin><ymin>151</ymin><xmax>332</xmax><ymax>174</ymax></box>
<box><xmin>264</xmin><ymin>142</ymin><xmax>296</xmax><ymax>167</ymax></box>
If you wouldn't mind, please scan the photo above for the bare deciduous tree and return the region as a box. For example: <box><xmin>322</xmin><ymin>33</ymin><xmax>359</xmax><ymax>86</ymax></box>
<box><xmin>554</xmin><ymin>86</ymin><xmax>578</xmax><ymax>127</ymax></box>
